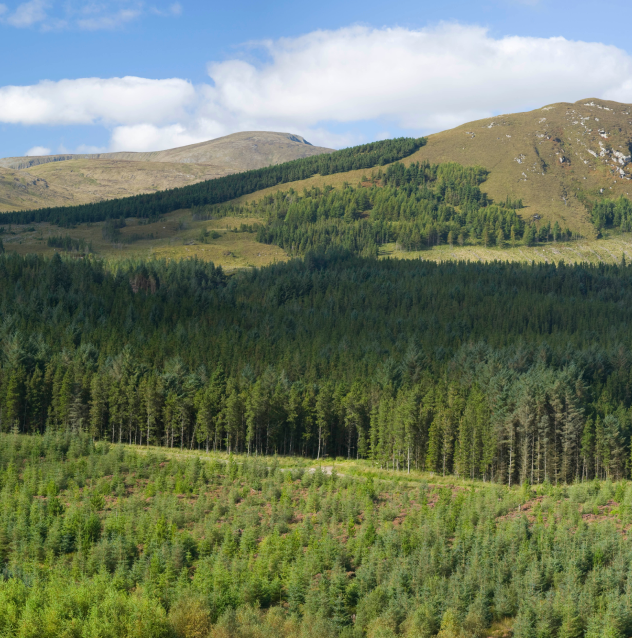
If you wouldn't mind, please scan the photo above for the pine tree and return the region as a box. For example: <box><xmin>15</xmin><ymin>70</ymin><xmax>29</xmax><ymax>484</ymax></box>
<box><xmin>315</xmin><ymin>382</ymin><xmax>332</xmax><ymax>460</ymax></box>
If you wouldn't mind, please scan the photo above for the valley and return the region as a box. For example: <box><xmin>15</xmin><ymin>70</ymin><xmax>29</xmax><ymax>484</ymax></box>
<box><xmin>3</xmin><ymin>210</ymin><xmax>632</xmax><ymax>268</ymax></box>
<box><xmin>1</xmin><ymin>102</ymin><xmax>632</xmax><ymax>638</ymax></box>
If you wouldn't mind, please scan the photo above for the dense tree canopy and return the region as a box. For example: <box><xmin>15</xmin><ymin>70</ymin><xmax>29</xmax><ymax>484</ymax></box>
<box><xmin>1</xmin><ymin>252</ymin><xmax>632</xmax><ymax>484</ymax></box>
<box><xmin>591</xmin><ymin>196</ymin><xmax>632</xmax><ymax>232</ymax></box>
<box><xmin>208</xmin><ymin>161</ymin><xmax>578</xmax><ymax>256</ymax></box>
<box><xmin>1</xmin><ymin>433</ymin><xmax>632</xmax><ymax>638</ymax></box>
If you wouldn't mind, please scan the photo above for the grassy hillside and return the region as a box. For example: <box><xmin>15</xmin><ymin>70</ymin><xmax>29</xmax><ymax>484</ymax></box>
<box><xmin>0</xmin><ymin>160</ymin><xmax>227</xmax><ymax>213</ymax></box>
<box><xmin>2</xmin><ymin>102</ymin><xmax>632</xmax><ymax>266</ymax></box>
<box><xmin>0</xmin><ymin>131</ymin><xmax>331</xmax><ymax>170</ymax></box>
<box><xmin>0</xmin><ymin>212</ymin><xmax>288</xmax><ymax>270</ymax></box>
<box><xmin>4</xmin><ymin>210</ymin><xmax>632</xmax><ymax>269</ymax></box>
<box><xmin>3</xmin><ymin>99</ymin><xmax>630</xmax><ymax>231</ymax></box>
<box><xmin>232</xmin><ymin>99</ymin><xmax>632</xmax><ymax>238</ymax></box>
<box><xmin>0</xmin><ymin>132</ymin><xmax>333</xmax><ymax>213</ymax></box>
<box><xmin>407</xmin><ymin>98</ymin><xmax>632</xmax><ymax>237</ymax></box>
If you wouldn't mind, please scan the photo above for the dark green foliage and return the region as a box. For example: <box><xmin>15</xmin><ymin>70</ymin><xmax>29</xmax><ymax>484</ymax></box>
<box><xmin>1</xmin><ymin>253</ymin><xmax>632</xmax><ymax>483</ymax></box>
<box><xmin>590</xmin><ymin>196</ymin><xmax>632</xmax><ymax>231</ymax></box>
<box><xmin>0</xmin><ymin>138</ymin><xmax>426</xmax><ymax>228</ymax></box>
<box><xmin>47</xmin><ymin>235</ymin><xmax>93</xmax><ymax>253</ymax></box>
<box><xmin>220</xmin><ymin>161</ymin><xmax>528</xmax><ymax>256</ymax></box>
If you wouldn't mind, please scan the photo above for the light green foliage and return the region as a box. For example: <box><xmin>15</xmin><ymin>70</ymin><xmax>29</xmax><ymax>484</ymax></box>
<box><xmin>0</xmin><ymin>433</ymin><xmax>632</xmax><ymax>637</ymax></box>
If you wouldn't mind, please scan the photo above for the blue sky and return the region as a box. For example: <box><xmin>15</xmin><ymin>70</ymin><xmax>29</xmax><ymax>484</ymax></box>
<box><xmin>1</xmin><ymin>0</ymin><xmax>632</xmax><ymax>157</ymax></box>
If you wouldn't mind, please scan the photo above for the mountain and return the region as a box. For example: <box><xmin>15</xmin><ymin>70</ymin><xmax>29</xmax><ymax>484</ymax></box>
<box><xmin>0</xmin><ymin>131</ymin><xmax>328</xmax><ymax>170</ymax></box>
<box><xmin>0</xmin><ymin>132</ymin><xmax>333</xmax><ymax>212</ymax></box>
<box><xmin>407</xmin><ymin>98</ymin><xmax>632</xmax><ymax>237</ymax></box>
<box><xmin>230</xmin><ymin>99</ymin><xmax>632</xmax><ymax>238</ymax></box>
<box><xmin>2</xmin><ymin>100</ymin><xmax>632</xmax><ymax>233</ymax></box>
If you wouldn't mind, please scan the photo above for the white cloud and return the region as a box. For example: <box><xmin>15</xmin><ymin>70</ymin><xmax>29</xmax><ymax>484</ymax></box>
<box><xmin>2</xmin><ymin>0</ymin><xmax>49</xmax><ymax>27</ymax></box>
<box><xmin>73</xmin><ymin>143</ymin><xmax>107</xmax><ymax>153</ymax></box>
<box><xmin>0</xmin><ymin>76</ymin><xmax>196</xmax><ymax>126</ymax></box>
<box><xmin>25</xmin><ymin>145</ymin><xmax>51</xmax><ymax>156</ymax></box>
<box><xmin>0</xmin><ymin>0</ymin><xmax>182</xmax><ymax>30</ymax></box>
<box><xmin>76</xmin><ymin>7</ymin><xmax>141</xmax><ymax>30</ymax></box>
<box><xmin>108</xmin><ymin>122</ymin><xmax>222</xmax><ymax>152</ymax></box>
<box><xmin>5</xmin><ymin>24</ymin><xmax>632</xmax><ymax>152</ymax></box>
<box><xmin>202</xmin><ymin>24</ymin><xmax>632</xmax><ymax>133</ymax></box>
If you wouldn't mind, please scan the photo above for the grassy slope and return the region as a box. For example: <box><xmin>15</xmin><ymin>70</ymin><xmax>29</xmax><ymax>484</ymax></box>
<box><xmin>0</xmin><ymin>212</ymin><xmax>289</xmax><ymax>270</ymax></box>
<box><xmin>2</xmin><ymin>98</ymin><xmax>632</xmax><ymax>267</ymax></box>
<box><xmin>382</xmin><ymin>231</ymin><xmax>632</xmax><ymax>265</ymax></box>
<box><xmin>405</xmin><ymin>98</ymin><xmax>632</xmax><ymax>238</ymax></box>
<box><xmin>4</xmin><ymin>210</ymin><xmax>632</xmax><ymax>270</ymax></box>
<box><xmin>0</xmin><ymin>160</ymin><xmax>229</xmax><ymax>213</ymax></box>
<box><xmin>232</xmin><ymin>98</ymin><xmax>632</xmax><ymax>238</ymax></box>
<box><xmin>0</xmin><ymin>132</ymin><xmax>333</xmax><ymax>213</ymax></box>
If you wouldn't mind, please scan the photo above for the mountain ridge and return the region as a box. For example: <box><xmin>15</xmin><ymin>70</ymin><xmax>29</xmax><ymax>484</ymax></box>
<box><xmin>0</xmin><ymin>131</ymin><xmax>333</xmax><ymax>212</ymax></box>
<box><xmin>0</xmin><ymin>131</ymin><xmax>326</xmax><ymax>170</ymax></box>
<box><xmin>2</xmin><ymin>100</ymin><xmax>632</xmax><ymax>234</ymax></box>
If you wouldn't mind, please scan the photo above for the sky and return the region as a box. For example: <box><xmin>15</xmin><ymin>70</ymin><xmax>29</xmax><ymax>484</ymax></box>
<box><xmin>1</xmin><ymin>0</ymin><xmax>632</xmax><ymax>157</ymax></box>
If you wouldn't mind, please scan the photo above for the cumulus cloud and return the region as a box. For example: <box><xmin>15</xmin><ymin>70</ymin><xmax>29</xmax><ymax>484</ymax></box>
<box><xmin>0</xmin><ymin>76</ymin><xmax>196</xmax><ymax>126</ymax></box>
<box><xmin>202</xmin><ymin>24</ymin><xmax>632</xmax><ymax>133</ymax></box>
<box><xmin>3</xmin><ymin>24</ymin><xmax>632</xmax><ymax>152</ymax></box>
<box><xmin>25</xmin><ymin>145</ymin><xmax>51</xmax><ymax>156</ymax></box>
<box><xmin>108</xmin><ymin>122</ymin><xmax>222</xmax><ymax>152</ymax></box>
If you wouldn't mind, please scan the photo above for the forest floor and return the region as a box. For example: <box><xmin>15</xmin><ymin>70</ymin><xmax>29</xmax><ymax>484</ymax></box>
<box><xmin>2</xmin><ymin>209</ymin><xmax>632</xmax><ymax>269</ymax></box>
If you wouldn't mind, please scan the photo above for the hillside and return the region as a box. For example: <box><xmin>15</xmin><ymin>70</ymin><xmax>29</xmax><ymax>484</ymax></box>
<box><xmin>410</xmin><ymin>98</ymin><xmax>632</xmax><ymax>237</ymax></box>
<box><xmin>0</xmin><ymin>132</ymin><xmax>333</xmax><ymax>212</ymax></box>
<box><xmin>231</xmin><ymin>99</ymin><xmax>632</xmax><ymax>238</ymax></box>
<box><xmin>2</xmin><ymin>433</ymin><xmax>632</xmax><ymax>638</ymax></box>
<box><xmin>3</xmin><ymin>100</ymin><xmax>631</xmax><ymax>233</ymax></box>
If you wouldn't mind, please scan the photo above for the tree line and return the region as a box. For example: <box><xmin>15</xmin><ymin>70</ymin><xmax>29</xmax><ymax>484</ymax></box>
<box><xmin>0</xmin><ymin>138</ymin><xmax>426</xmax><ymax>228</ymax></box>
<box><xmin>590</xmin><ymin>195</ymin><xmax>632</xmax><ymax>233</ymax></box>
<box><xmin>2</xmin><ymin>252</ymin><xmax>632</xmax><ymax>484</ymax></box>
<box><xmin>209</xmin><ymin>161</ymin><xmax>576</xmax><ymax>256</ymax></box>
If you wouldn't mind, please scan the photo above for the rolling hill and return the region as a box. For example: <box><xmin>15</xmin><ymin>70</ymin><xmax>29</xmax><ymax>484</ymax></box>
<box><xmin>2</xmin><ymin>99</ymin><xmax>632</xmax><ymax>268</ymax></box>
<box><xmin>409</xmin><ymin>98</ymin><xmax>632</xmax><ymax>237</ymax></box>
<box><xmin>232</xmin><ymin>99</ymin><xmax>632</xmax><ymax>238</ymax></box>
<box><xmin>0</xmin><ymin>132</ymin><xmax>333</xmax><ymax>212</ymax></box>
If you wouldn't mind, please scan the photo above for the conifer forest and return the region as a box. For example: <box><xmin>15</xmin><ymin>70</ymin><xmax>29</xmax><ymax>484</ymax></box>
<box><xmin>2</xmin><ymin>137</ymin><xmax>632</xmax><ymax>638</ymax></box>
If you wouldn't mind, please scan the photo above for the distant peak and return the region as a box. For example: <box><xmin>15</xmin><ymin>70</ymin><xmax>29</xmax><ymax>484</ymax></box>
<box><xmin>285</xmin><ymin>134</ymin><xmax>313</xmax><ymax>146</ymax></box>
